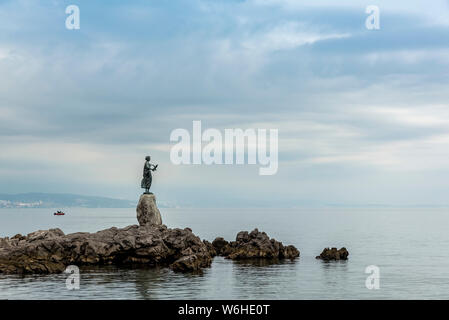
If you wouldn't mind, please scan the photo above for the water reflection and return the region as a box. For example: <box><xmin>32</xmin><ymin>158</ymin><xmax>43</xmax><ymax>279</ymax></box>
<box><xmin>231</xmin><ymin>258</ymin><xmax>298</xmax><ymax>299</ymax></box>
<box><xmin>232</xmin><ymin>258</ymin><xmax>286</xmax><ymax>267</ymax></box>
<box><xmin>80</xmin><ymin>265</ymin><xmax>169</xmax><ymax>299</ymax></box>
<box><xmin>318</xmin><ymin>260</ymin><xmax>349</xmax><ymax>270</ymax></box>
<box><xmin>317</xmin><ymin>260</ymin><xmax>349</xmax><ymax>291</ymax></box>
<box><xmin>0</xmin><ymin>258</ymin><xmax>302</xmax><ymax>300</ymax></box>
<box><xmin>80</xmin><ymin>265</ymin><xmax>209</xmax><ymax>299</ymax></box>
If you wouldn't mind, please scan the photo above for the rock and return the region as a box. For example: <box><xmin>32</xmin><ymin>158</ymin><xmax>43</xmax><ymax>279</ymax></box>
<box><xmin>171</xmin><ymin>253</ymin><xmax>210</xmax><ymax>272</ymax></box>
<box><xmin>211</xmin><ymin>237</ymin><xmax>229</xmax><ymax>255</ymax></box>
<box><xmin>213</xmin><ymin>229</ymin><xmax>299</xmax><ymax>260</ymax></box>
<box><xmin>315</xmin><ymin>247</ymin><xmax>349</xmax><ymax>261</ymax></box>
<box><xmin>0</xmin><ymin>224</ymin><xmax>211</xmax><ymax>274</ymax></box>
<box><xmin>282</xmin><ymin>245</ymin><xmax>300</xmax><ymax>259</ymax></box>
<box><xmin>203</xmin><ymin>240</ymin><xmax>217</xmax><ymax>257</ymax></box>
<box><xmin>0</xmin><ymin>207</ymin><xmax>299</xmax><ymax>274</ymax></box>
<box><xmin>27</xmin><ymin>228</ymin><xmax>65</xmax><ymax>242</ymax></box>
<box><xmin>12</xmin><ymin>234</ymin><xmax>25</xmax><ymax>241</ymax></box>
<box><xmin>136</xmin><ymin>194</ymin><xmax>162</xmax><ymax>226</ymax></box>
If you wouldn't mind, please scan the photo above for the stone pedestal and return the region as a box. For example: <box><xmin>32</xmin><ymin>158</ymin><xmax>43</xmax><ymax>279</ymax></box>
<box><xmin>136</xmin><ymin>194</ymin><xmax>162</xmax><ymax>226</ymax></box>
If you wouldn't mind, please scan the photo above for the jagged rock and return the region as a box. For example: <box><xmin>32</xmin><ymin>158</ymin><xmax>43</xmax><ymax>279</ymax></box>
<box><xmin>171</xmin><ymin>252</ymin><xmax>210</xmax><ymax>272</ymax></box>
<box><xmin>0</xmin><ymin>225</ymin><xmax>211</xmax><ymax>274</ymax></box>
<box><xmin>203</xmin><ymin>240</ymin><xmax>217</xmax><ymax>257</ymax></box>
<box><xmin>12</xmin><ymin>234</ymin><xmax>25</xmax><ymax>241</ymax></box>
<box><xmin>0</xmin><ymin>193</ymin><xmax>299</xmax><ymax>276</ymax></box>
<box><xmin>316</xmin><ymin>247</ymin><xmax>349</xmax><ymax>261</ymax></box>
<box><xmin>282</xmin><ymin>245</ymin><xmax>300</xmax><ymax>259</ymax></box>
<box><xmin>212</xmin><ymin>229</ymin><xmax>299</xmax><ymax>260</ymax></box>
<box><xmin>211</xmin><ymin>237</ymin><xmax>229</xmax><ymax>255</ymax></box>
<box><xmin>136</xmin><ymin>194</ymin><xmax>162</xmax><ymax>226</ymax></box>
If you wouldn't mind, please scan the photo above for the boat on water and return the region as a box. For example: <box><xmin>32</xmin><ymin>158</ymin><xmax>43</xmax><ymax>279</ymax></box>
<box><xmin>54</xmin><ymin>211</ymin><xmax>65</xmax><ymax>216</ymax></box>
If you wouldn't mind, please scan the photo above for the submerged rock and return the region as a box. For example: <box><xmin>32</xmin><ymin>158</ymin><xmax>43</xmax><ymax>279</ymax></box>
<box><xmin>136</xmin><ymin>194</ymin><xmax>162</xmax><ymax>226</ymax></box>
<box><xmin>0</xmin><ymin>225</ymin><xmax>211</xmax><ymax>274</ymax></box>
<box><xmin>212</xmin><ymin>228</ymin><xmax>299</xmax><ymax>260</ymax></box>
<box><xmin>315</xmin><ymin>247</ymin><xmax>349</xmax><ymax>261</ymax></box>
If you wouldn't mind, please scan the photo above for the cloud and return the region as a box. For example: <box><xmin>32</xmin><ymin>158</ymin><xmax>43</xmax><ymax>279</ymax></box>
<box><xmin>250</xmin><ymin>0</ymin><xmax>449</xmax><ymax>27</ymax></box>
<box><xmin>361</xmin><ymin>105</ymin><xmax>449</xmax><ymax>128</ymax></box>
<box><xmin>1</xmin><ymin>0</ymin><xmax>449</xmax><ymax>205</ymax></box>
<box><xmin>241</xmin><ymin>22</ymin><xmax>350</xmax><ymax>52</ymax></box>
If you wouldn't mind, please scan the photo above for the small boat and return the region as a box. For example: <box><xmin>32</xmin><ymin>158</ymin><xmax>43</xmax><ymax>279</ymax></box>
<box><xmin>54</xmin><ymin>211</ymin><xmax>65</xmax><ymax>216</ymax></box>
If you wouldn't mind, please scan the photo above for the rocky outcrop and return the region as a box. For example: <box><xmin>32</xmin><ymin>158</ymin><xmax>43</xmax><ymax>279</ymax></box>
<box><xmin>136</xmin><ymin>194</ymin><xmax>162</xmax><ymax>226</ymax></box>
<box><xmin>202</xmin><ymin>240</ymin><xmax>217</xmax><ymax>257</ymax></box>
<box><xmin>212</xmin><ymin>229</ymin><xmax>299</xmax><ymax>260</ymax></box>
<box><xmin>211</xmin><ymin>237</ymin><xmax>228</xmax><ymax>256</ymax></box>
<box><xmin>0</xmin><ymin>225</ymin><xmax>211</xmax><ymax>274</ymax></box>
<box><xmin>316</xmin><ymin>247</ymin><xmax>349</xmax><ymax>261</ymax></box>
<box><xmin>0</xmin><ymin>227</ymin><xmax>300</xmax><ymax>274</ymax></box>
<box><xmin>0</xmin><ymin>190</ymin><xmax>302</xmax><ymax>274</ymax></box>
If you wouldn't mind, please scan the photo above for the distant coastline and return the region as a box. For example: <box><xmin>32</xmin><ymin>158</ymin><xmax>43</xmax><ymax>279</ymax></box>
<box><xmin>1</xmin><ymin>193</ymin><xmax>447</xmax><ymax>209</ymax></box>
<box><xmin>0</xmin><ymin>193</ymin><xmax>137</xmax><ymax>208</ymax></box>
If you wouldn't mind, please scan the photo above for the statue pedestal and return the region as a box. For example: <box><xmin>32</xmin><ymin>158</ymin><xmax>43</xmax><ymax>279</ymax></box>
<box><xmin>136</xmin><ymin>194</ymin><xmax>162</xmax><ymax>226</ymax></box>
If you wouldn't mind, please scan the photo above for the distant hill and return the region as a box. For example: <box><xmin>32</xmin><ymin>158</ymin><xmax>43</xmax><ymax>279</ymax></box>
<box><xmin>0</xmin><ymin>193</ymin><xmax>135</xmax><ymax>208</ymax></box>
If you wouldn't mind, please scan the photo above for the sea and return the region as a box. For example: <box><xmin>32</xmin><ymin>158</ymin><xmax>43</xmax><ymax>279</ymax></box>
<box><xmin>1</xmin><ymin>207</ymin><xmax>449</xmax><ymax>300</ymax></box>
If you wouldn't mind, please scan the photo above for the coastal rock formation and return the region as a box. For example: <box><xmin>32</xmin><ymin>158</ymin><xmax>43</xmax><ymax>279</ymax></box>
<box><xmin>202</xmin><ymin>240</ymin><xmax>217</xmax><ymax>257</ymax></box>
<box><xmin>0</xmin><ymin>225</ymin><xmax>211</xmax><ymax>274</ymax></box>
<box><xmin>315</xmin><ymin>247</ymin><xmax>349</xmax><ymax>261</ymax></box>
<box><xmin>212</xmin><ymin>228</ymin><xmax>299</xmax><ymax>260</ymax></box>
<box><xmin>0</xmin><ymin>189</ymin><xmax>301</xmax><ymax>274</ymax></box>
<box><xmin>211</xmin><ymin>237</ymin><xmax>229</xmax><ymax>255</ymax></box>
<box><xmin>136</xmin><ymin>194</ymin><xmax>162</xmax><ymax>226</ymax></box>
<box><xmin>0</xmin><ymin>188</ymin><xmax>300</xmax><ymax>277</ymax></box>
<box><xmin>0</xmin><ymin>227</ymin><xmax>300</xmax><ymax>274</ymax></box>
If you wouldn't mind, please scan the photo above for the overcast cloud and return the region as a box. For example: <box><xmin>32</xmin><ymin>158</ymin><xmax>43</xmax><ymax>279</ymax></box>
<box><xmin>1</xmin><ymin>0</ymin><xmax>449</xmax><ymax>206</ymax></box>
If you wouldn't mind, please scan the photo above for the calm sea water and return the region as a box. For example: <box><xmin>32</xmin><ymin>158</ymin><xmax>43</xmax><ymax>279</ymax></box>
<box><xmin>1</xmin><ymin>207</ymin><xmax>449</xmax><ymax>300</ymax></box>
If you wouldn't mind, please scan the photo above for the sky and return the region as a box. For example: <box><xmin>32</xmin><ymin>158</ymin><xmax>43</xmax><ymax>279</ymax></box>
<box><xmin>1</xmin><ymin>0</ymin><xmax>449</xmax><ymax>207</ymax></box>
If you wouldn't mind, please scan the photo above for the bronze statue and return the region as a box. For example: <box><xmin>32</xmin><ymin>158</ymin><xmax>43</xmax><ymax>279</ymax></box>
<box><xmin>141</xmin><ymin>156</ymin><xmax>158</xmax><ymax>194</ymax></box>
